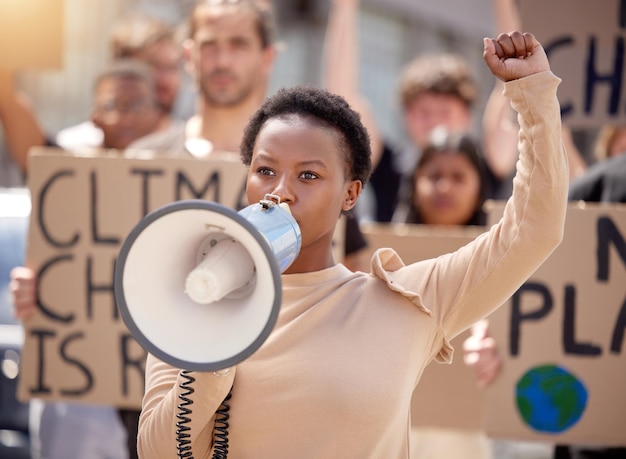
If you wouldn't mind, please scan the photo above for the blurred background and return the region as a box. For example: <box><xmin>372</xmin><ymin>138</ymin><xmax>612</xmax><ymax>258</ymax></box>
<box><xmin>0</xmin><ymin>0</ymin><xmax>499</xmax><ymax>187</ymax></box>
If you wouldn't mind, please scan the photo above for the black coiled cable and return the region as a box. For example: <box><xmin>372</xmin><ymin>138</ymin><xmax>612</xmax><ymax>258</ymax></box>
<box><xmin>211</xmin><ymin>390</ymin><xmax>233</xmax><ymax>459</ymax></box>
<box><xmin>176</xmin><ymin>370</ymin><xmax>233</xmax><ymax>459</ymax></box>
<box><xmin>176</xmin><ymin>370</ymin><xmax>196</xmax><ymax>458</ymax></box>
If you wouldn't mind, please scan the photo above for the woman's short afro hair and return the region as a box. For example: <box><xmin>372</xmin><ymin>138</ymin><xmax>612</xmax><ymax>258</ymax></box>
<box><xmin>240</xmin><ymin>85</ymin><xmax>372</xmax><ymax>185</ymax></box>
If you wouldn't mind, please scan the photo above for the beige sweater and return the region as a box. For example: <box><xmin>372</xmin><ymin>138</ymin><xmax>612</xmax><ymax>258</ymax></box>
<box><xmin>138</xmin><ymin>71</ymin><xmax>568</xmax><ymax>459</ymax></box>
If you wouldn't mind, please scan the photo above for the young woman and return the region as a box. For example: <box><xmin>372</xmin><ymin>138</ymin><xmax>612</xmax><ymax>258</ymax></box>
<box><xmin>393</xmin><ymin>129</ymin><xmax>488</xmax><ymax>226</ymax></box>
<box><xmin>138</xmin><ymin>32</ymin><xmax>568</xmax><ymax>458</ymax></box>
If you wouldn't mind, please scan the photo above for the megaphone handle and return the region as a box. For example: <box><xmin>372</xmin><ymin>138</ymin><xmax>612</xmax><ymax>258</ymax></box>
<box><xmin>176</xmin><ymin>370</ymin><xmax>233</xmax><ymax>459</ymax></box>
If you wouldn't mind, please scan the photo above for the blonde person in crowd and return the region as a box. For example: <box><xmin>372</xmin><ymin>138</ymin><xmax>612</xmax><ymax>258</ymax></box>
<box><xmin>565</xmin><ymin>123</ymin><xmax>626</xmax><ymax>204</ymax></box>
<box><xmin>137</xmin><ymin>30</ymin><xmax>568</xmax><ymax>459</ymax></box>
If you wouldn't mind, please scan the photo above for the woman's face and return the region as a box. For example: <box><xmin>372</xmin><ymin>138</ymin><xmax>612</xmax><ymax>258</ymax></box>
<box><xmin>414</xmin><ymin>151</ymin><xmax>481</xmax><ymax>225</ymax></box>
<box><xmin>246</xmin><ymin>115</ymin><xmax>361</xmax><ymax>271</ymax></box>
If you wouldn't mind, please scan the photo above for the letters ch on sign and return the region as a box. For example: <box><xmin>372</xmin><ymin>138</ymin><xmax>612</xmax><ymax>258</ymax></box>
<box><xmin>544</xmin><ymin>0</ymin><xmax>626</xmax><ymax>120</ymax></box>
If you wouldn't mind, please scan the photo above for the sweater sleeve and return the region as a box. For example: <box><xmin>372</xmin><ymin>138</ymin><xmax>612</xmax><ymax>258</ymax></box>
<box><xmin>137</xmin><ymin>354</ymin><xmax>235</xmax><ymax>459</ymax></box>
<box><xmin>373</xmin><ymin>71</ymin><xmax>569</xmax><ymax>362</ymax></box>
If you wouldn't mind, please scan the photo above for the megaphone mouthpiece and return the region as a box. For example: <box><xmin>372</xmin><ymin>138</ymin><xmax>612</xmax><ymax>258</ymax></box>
<box><xmin>184</xmin><ymin>236</ymin><xmax>255</xmax><ymax>304</ymax></box>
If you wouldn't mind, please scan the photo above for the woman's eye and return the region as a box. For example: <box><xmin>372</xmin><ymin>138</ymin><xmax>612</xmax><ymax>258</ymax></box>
<box><xmin>256</xmin><ymin>167</ymin><xmax>275</xmax><ymax>176</ymax></box>
<box><xmin>453</xmin><ymin>174</ymin><xmax>466</xmax><ymax>184</ymax></box>
<box><xmin>300</xmin><ymin>171</ymin><xmax>318</xmax><ymax>180</ymax></box>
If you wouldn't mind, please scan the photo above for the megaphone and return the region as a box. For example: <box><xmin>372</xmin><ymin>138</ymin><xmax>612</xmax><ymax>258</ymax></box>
<box><xmin>114</xmin><ymin>194</ymin><xmax>301</xmax><ymax>372</ymax></box>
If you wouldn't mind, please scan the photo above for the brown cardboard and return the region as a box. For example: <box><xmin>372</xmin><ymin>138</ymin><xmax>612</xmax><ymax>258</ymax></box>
<box><xmin>361</xmin><ymin>222</ymin><xmax>488</xmax><ymax>431</ymax></box>
<box><xmin>0</xmin><ymin>0</ymin><xmax>64</xmax><ymax>70</ymax></box>
<box><xmin>484</xmin><ymin>202</ymin><xmax>626</xmax><ymax>446</ymax></box>
<box><xmin>519</xmin><ymin>0</ymin><xmax>624</xmax><ymax>127</ymax></box>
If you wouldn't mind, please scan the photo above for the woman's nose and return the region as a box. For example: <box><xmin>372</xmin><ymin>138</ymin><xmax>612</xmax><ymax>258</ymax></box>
<box><xmin>435</xmin><ymin>177</ymin><xmax>452</xmax><ymax>193</ymax></box>
<box><xmin>271</xmin><ymin>177</ymin><xmax>295</xmax><ymax>204</ymax></box>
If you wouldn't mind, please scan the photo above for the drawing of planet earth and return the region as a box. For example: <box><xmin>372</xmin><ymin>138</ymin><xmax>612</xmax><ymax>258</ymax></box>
<box><xmin>515</xmin><ymin>364</ymin><xmax>588</xmax><ymax>433</ymax></box>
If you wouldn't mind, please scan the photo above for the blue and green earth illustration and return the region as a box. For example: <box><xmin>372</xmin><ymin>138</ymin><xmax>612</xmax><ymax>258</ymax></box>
<box><xmin>515</xmin><ymin>364</ymin><xmax>588</xmax><ymax>433</ymax></box>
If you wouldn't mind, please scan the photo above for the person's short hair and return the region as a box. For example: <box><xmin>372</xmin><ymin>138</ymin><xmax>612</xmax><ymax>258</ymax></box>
<box><xmin>398</xmin><ymin>53</ymin><xmax>479</xmax><ymax>110</ymax></box>
<box><xmin>93</xmin><ymin>59</ymin><xmax>156</xmax><ymax>94</ymax></box>
<box><xmin>240</xmin><ymin>86</ymin><xmax>372</xmax><ymax>186</ymax></box>
<box><xmin>109</xmin><ymin>14</ymin><xmax>176</xmax><ymax>59</ymax></box>
<box><xmin>188</xmin><ymin>0</ymin><xmax>276</xmax><ymax>49</ymax></box>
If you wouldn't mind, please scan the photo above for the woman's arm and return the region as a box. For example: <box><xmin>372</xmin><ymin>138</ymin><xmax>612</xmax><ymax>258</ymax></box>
<box><xmin>382</xmin><ymin>34</ymin><xmax>568</xmax><ymax>343</ymax></box>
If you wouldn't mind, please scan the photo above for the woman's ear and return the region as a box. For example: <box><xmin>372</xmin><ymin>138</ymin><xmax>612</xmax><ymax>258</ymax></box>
<box><xmin>342</xmin><ymin>180</ymin><xmax>362</xmax><ymax>212</ymax></box>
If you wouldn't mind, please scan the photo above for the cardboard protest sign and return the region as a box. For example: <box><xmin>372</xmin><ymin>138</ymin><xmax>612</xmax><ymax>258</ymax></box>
<box><xmin>360</xmin><ymin>222</ymin><xmax>488</xmax><ymax>431</ymax></box>
<box><xmin>519</xmin><ymin>0</ymin><xmax>625</xmax><ymax>127</ymax></box>
<box><xmin>0</xmin><ymin>0</ymin><xmax>64</xmax><ymax>70</ymax></box>
<box><xmin>484</xmin><ymin>203</ymin><xmax>626</xmax><ymax>446</ymax></box>
<box><xmin>18</xmin><ymin>148</ymin><xmax>249</xmax><ymax>408</ymax></box>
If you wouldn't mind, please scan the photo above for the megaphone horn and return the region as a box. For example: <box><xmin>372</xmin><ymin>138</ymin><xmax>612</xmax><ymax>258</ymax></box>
<box><xmin>114</xmin><ymin>194</ymin><xmax>301</xmax><ymax>372</ymax></box>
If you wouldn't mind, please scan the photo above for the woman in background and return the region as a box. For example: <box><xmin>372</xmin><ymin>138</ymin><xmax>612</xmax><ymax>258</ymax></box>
<box><xmin>393</xmin><ymin>128</ymin><xmax>488</xmax><ymax>227</ymax></box>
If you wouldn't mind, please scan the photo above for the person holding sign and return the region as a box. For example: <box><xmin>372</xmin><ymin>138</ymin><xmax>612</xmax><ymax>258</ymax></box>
<box><xmin>137</xmin><ymin>30</ymin><xmax>568</xmax><ymax>458</ymax></box>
